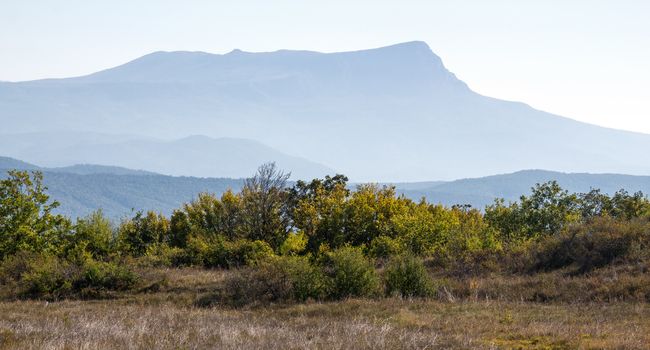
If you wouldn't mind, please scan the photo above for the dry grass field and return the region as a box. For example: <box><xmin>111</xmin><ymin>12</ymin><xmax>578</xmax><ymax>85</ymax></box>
<box><xmin>1</xmin><ymin>268</ymin><xmax>649</xmax><ymax>350</ymax></box>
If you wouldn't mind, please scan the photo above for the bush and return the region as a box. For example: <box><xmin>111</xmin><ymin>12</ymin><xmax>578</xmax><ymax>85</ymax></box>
<box><xmin>322</xmin><ymin>246</ymin><xmax>380</xmax><ymax>299</ymax></box>
<box><xmin>204</xmin><ymin>238</ymin><xmax>275</xmax><ymax>268</ymax></box>
<box><xmin>200</xmin><ymin>255</ymin><xmax>325</xmax><ymax>307</ymax></box>
<box><xmin>178</xmin><ymin>237</ymin><xmax>275</xmax><ymax>268</ymax></box>
<box><xmin>232</xmin><ymin>239</ymin><xmax>275</xmax><ymax>267</ymax></box>
<box><xmin>17</xmin><ymin>255</ymin><xmax>76</xmax><ymax>299</ymax></box>
<box><xmin>140</xmin><ymin>243</ymin><xmax>185</xmax><ymax>267</ymax></box>
<box><xmin>277</xmin><ymin>256</ymin><xmax>327</xmax><ymax>301</ymax></box>
<box><xmin>0</xmin><ymin>251</ymin><xmax>140</xmax><ymax>300</ymax></box>
<box><xmin>529</xmin><ymin>217</ymin><xmax>650</xmax><ymax>273</ymax></box>
<box><xmin>384</xmin><ymin>255</ymin><xmax>433</xmax><ymax>297</ymax></box>
<box><xmin>76</xmin><ymin>260</ymin><xmax>139</xmax><ymax>294</ymax></box>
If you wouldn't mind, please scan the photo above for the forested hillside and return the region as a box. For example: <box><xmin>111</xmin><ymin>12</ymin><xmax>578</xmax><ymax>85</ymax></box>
<box><xmin>3</xmin><ymin>157</ymin><xmax>649</xmax><ymax>219</ymax></box>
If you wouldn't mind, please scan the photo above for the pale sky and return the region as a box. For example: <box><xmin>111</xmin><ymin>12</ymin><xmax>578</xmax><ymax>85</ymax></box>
<box><xmin>1</xmin><ymin>0</ymin><xmax>649</xmax><ymax>134</ymax></box>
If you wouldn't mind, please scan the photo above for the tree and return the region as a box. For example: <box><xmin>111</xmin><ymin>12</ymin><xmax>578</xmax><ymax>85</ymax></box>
<box><xmin>0</xmin><ymin>170</ymin><xmax>71</xmax><ymax>260</ymax></box>
<box><xmin>71</xmin><ymin>210</ymin><xmax>114</xmax><ymax>259</ymax></box>
<box><xmin>345</xmin><ymin>184</ymin><xmax>410</xmax><ymax>246</ymax></box>
<box><xmin>486</xmin><ymin>181</ymin><xmax>580</xmax><ymax>241</ymax></box>
<box><xmin>484</xmin><ymin>199</ymin><xmax>526</xmax><ymax>242</ymax></box>
<box><xmin>610</xmin><ymin>190</ymin><xmax>650</xmax><ymax>220</ymax></box>
<box><xmin>391</xmin><ymin>201</ymin><xmax>458</xmax><ymax>255</ymax></box>
<box><xmin>117</xmin><ymin>211</ymin><xmax>170</xmax><ymax>256</ymax></box>
<box><xmin>578</xmin><ymin>188</ymin><xmax>613</xmax><ymax>219</ymax></box>
<box><xmin>519</xmin><ymin>181</ymin><xmax>580</xmax><ymax>237</ymax></box>
<box><xmin>289</xmin><ymin>175</ymin><xmax>349</xmax><ymax>252</ymax></box>
<box><xmin>240</xmin><ymin>163</ymin><xmax>291</xmax><ymax>250</ymax></box>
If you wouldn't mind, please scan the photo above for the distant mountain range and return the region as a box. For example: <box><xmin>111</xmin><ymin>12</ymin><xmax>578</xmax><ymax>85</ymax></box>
<box><xmin>2</xmin><ymin>157</ymin><xmax>648</xmax><ymax>219</ymax></box>
<box><xmin>1</xmin><ymin>41</ymin><xmax>649</xmax><ymax>181</ymax></box>
<box><xmin>0</xmin><ymin>133</ymin><xmax>333</xmax><ymax>180</ymax></box>
<box><xmin>398</xmin><ymin>170</ymin><xmax>650</xmax><ymax>209</ymax></box>
<box><xmin>0</xmin><ymin>156</ymin><xmax>155</xmax><ymax>175</ymax></box>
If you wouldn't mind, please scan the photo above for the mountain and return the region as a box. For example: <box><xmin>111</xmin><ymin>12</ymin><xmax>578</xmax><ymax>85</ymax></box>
<box><xmin>50</xmin><ymin>164</ymin><xmax>157</xmax><ymax>176</ymax></box>
<box><xmin>0</xmin><ymin>156</ymin><xmax>40</xmax><ymax>171</ymax></box>
<box><xmin>1</xmin><ymin>41</ymin><xmax>650</xmax><ymax>180</ymax></box>
<box><xmin>0</xmin><ymin>156</ymin><xmax>153</xmax><ymax>176</ymax></box>
<box><xmin>0</xmin><ymin>133</ymin><xmax>334</xmax><ymax>180</ymax></box>
<box><xmin>399</xmin><ymin>170</ymin><xmax>650</xmax><ymax>209</ymax></box>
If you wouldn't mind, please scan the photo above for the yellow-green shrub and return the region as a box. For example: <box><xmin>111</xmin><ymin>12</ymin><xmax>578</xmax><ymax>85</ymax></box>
<box><xmin>384</xmin><ymin>254</ymin><xmax>433</xmax><ymax>297</ymax></box>
<box><xmin>322</xmin><ymin>246</ymin><xmax>380</xmax><ymax>299</ymax></box>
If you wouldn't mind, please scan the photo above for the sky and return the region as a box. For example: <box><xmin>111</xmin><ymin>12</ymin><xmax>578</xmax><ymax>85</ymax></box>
<box><xmin>1</xmin><ymin>0</ymin><xmax>649</xmax><ymax>134</ymax></box>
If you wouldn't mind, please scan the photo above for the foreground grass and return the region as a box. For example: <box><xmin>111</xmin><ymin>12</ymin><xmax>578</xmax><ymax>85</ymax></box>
<box><xmin>1</xmin><ymin>268</ymin><xmax>649</xmax><ymax>349</ymax></box>
<box><xmin>1</xmin><ymin>299</ymin><xmax>648</xmax><ymax>349</ymax></box>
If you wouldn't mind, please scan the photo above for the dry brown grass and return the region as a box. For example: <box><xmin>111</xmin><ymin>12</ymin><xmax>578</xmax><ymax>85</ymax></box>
<box><xmin>0</xmin><ymin>298</ymin><xmax>648</xmax><ymax>349</ymax></box>
<box><xmin>1</xmin><ymin>268</ymin><xmax>649</xmax><ymax>349</ymax></box>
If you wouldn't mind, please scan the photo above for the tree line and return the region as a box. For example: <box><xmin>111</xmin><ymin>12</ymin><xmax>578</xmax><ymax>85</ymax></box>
<box><xmin>1</xmin><ymin>163</ymin><xmax>649</xmax><ymax>300</ymax></box>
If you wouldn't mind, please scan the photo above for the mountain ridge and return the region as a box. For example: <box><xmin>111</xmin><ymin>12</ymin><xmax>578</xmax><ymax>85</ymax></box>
<box><xmin>1</xmin><ymin>41</ymin><xmax>649</xmax><ymax>181</ymax></box>
<box><xmin>0</xmin><ymin>134</ymin><xmax>334</xmax><ymax>180</ymax></box>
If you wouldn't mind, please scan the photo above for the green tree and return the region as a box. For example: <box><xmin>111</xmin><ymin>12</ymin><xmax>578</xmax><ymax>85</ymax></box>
<box><xmin>289</xmin><ymin>175</ymin><xmax>349</xmax><ymax>252</ymax></box>
<box><xmin>0</xmin><ymin>170</ymin><xmax>71</xmax><ymax>260</ymax></box>
<box><xmin>486</xmin><ymin>181</ymin><xmax>580</xmax><ymax>241</ymax></box>
<box><xmin>578</xmin><ymin>188</ymin><xmax>613</xmax><ymax>219</ymax></box>
<box><xmin>391</xmin><ymin>201</ymin><xmax>458</xmax><ymax>255</ymax></box>
<box><xmin>520</xmin><ymin>181</ymin><xmax>580</xmax><ymax>237</ymax></box>
<box><xmin>71</xmin><ymin>210</ymin><xmax>113</xmax><ymax>259</ymax></box>
<box><xmin>169</xmin><ymin>209</ymin><xmax>191</xmax><ymax>248</ymax></box>
<box><xmin>117</xmin><ymin>211</ymin><xmax>170</xmax><ymax>256</ymax></box>
<box><xmin>484</xmin><ymin>198</ymin><xmax>526</xmax><ymax>242</ymax></box>
<box><xmin>610</xmin><ymin>190</ymin><xmax>649</xmax><ymax>220</ymax></box>
<box><xmin>345</xmin><ymin>184</ymin><xmax>410</xmax><ymax>246</ymax></box>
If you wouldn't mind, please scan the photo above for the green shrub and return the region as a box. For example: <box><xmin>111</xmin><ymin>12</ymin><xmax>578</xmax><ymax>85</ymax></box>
<box><xmin>232</xmin><ymin>239</ymin><xmax>275</xmax><ymax>266</ymax></box>
<box><xmin>207</xmin><ymin>238</ymin><xmax>274</xmax><ymax>268</ymax></box>
<box><xmin>179</xmin><ymin>235</ymin><xmax>212</xmax><ymax>266</ymax></box>
<box><xmin>117</xmin><ymin>211</ymin><xmax>170</xmax><ymax>257</ymax></box>
<box><xmin>323</xmin><ymin>246</ymin><xmax>380</xmax><ymax>299</ymax></box>
<box><xmin>368</xmin><ymin>235</ymin><xmax>405</xmax><ymax>259</ymax></box>
<box><xmin>275</xmin><ymin>256</ymin><xmax>327</xmax><ymax>301</ymax></box>
<box><xmin>140</xmin><ymin>243</ymin><xmax>185</xmax><ymax>267</ymax></box>
<box><xmin>384</xmin><ymin>255</ymin><xmax>433</xmax><ymax>297</ymax></box>
<box><xmin>184</xmin><ymin>237</ymin><xmax>275</xmax><ymax>268</ymax></box>
<box><xmin>530</xmin><ymin>217</ymin><xmax>650</xmax><ymax>273</ymax></box>
<box><xmin>199</xmin><ymin>255</ymin><xmax>326</xmax><ymax>307</ymax></box>
<box><xmin>76</xmin><ymin>260</ymin><xmax>139</xmax><ymax>293</ymax></box>
<box><xmin>0</xmin><ymin>251</ymin><xmax>139</xmax><ymax>300</ymax></box>
<box><xmin>17</xmin><ymin>255</ymin><xmax>76</xmax><ymax>299</ymax></box>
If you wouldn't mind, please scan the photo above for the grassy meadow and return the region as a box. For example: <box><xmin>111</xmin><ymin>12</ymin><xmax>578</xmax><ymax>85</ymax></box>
<box><xmin>2</xmin><ymin>267</ymin><xmax>649</xmax><ymax>350</ymax></box>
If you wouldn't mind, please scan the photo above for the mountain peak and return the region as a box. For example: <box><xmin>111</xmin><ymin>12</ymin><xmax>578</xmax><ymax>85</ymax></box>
<box><xmin>381</xmin><ymin>40</ymin><xmax>432</xmax><ymax>51</ymax></box>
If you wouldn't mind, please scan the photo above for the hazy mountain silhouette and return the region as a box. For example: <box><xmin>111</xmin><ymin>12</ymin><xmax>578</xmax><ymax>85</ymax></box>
<box><xmin>1</xmin><ymin>41</ymin><xmax>649</xmax><ymax>180</ymax></box>
<box><xmin>398</xmin><ymin>170</ymin><xmax>650</xmax><ymax>209</ymax></box>
<box><xmin>0</xmin><ymin>156</ymin><xmax>156</xmax><ymax>176</ymax></box>
<box><xmin>0</xmin><ymin>133</ymin><xmax>333</xmax><ymax>180</ymax></box>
